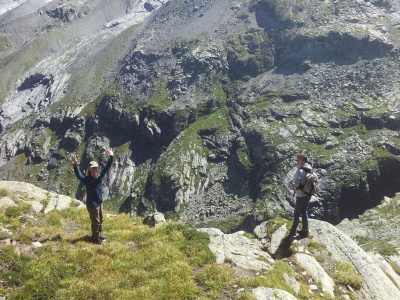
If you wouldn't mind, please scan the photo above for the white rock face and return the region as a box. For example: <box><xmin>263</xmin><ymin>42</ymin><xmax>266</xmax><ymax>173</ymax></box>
<box><xmin>197</xmin><ymin>228</ymin><xmax>274</xmax><ymax>271</ymax></box>
<box><xmin>283</xmin><ymin>273</ymin><xmax>300</xmax><ymax>294</ymax></box>
<box><xmin>0</xmin><ymin>0</ymin><xmax>29</xmax><ymax>16</ymax></box>
<box><xmin>254</xmin><ymin>221</ymin><xmax>268</xmax><ymax>239</ymax></box>
<box><xmin>31</xmin><ymin>241</ymin><xmax>43</xmax><ymax>248</ymax></box>
<box><xmin>252</xmin><ymin>287</ymin><xmax>297</xmax><ymax>300</ymax></box>
<box><xmin>0</xmin><ymin>196</ymin><xmax>16</xmax><ymax>209</ymax></box>
<box><xmin>153</xmin><ymin>212</ymin><xmax>167</xmax><ymax>226</ymax></box>
<box><xmin>336</xmin><ymin>217</ymin><xmax>370</xmax><ymax>239</ymax></box>
<box><xmin>270</xmin><ymin>224</ymin><xmax>288</xmax><ymax>253</ymax></box>
<box><xmin>371</xmin><ymin>253</ymin><xmax>400</xmax><ymax>289</ymax></box>
<box><xmin>294</xmin><ymin>253</ymin><xmax>335</xmax><ymax>298</ymax></box>
<box><xmin>0</xmin><ymin>181</ymin><xmax>84</xmax><ymax>213</ymax></box>
<box><xmin>310</xmin><ymin>219</ymin><xmax>400</xmax><ymax>300</ymax></box>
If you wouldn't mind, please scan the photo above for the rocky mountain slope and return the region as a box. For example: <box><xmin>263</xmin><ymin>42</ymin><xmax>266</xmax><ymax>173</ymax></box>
<box><xmin>2</xmin><ymin>182</ymin><xmax>400</xmax><ymax>299</ymax></box>
<box><xmin>1</xmin><ymin>0</ymin><xmax>400</xmax><ymax>231</ymax></box>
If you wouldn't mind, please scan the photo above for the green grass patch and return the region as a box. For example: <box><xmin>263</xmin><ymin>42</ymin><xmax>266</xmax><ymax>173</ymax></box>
<box><xmin>204</xmin><ymin>215</ymin><xmax>245</xmax><ymax>233</ymax></box>
<box><xmin>236</xmin><ymin>146</ymin><xmax>253</xmax><ymax>172</ymax></box>
<box><xmin>159</xmin><ymin>223</ymin><xmax>215</xmax><ymax>266</ymax></box>
<box><xmin>4</xmin><ymin>202</ymin><xmax>32</xmax><ymax>218</ymax></box>
<box><xmin>148</xmin><ymin>78</ymin><xmax>172</xmax><ymax>112</ymax></box>
<box><xmin>0</xmin><ymin>245</ymin><xmax>32</xmax><ymax>287</ymax></box>
<box><xmin>0</xmin><ymin>205</ymin><xmax>223</xmax><ymax>299</ymax></box>
<box><xmin>390</xmin><ymin>262</ymin><xmax>400</xmax><ymax>275</ymax></box>
<box><xmin>195</xmin><ymin>264</ymin><xmax>233</xmax><ymax>297</ymax></box>
<box><xmin>237</xmin><ymin>291</ymin><xmax>257</xmax><ymax>300</ymax></box>
<box><xmin>103</xmin><ymin>192</ymin><xmax>128</xmax><ymax>212</ymax></box>
<box><xmin>377</xmin><ymin>243</ymin><xmax>397</xmax><ymax>256</ymax></box>
<box><xmin>266</xmin><ymin>218</ymin><xmax>291</xmax><ymax>239</ymax></box>
<box><xmin>79</xmin><ymin>88</ymin><xmax>111</xmax><ymax>117</ymax></box>
<box><xmin>308</xmin><ymin>241</ymin><xmax>325</xmax><ymax>251</ymax></box>
<box><xmin>0</xmin><ymin>188</ymin><xmax>8</xmax><ymax>197</ymax></box>
<box><xmin>212</xmin><ymin>81</ymin><xmax>227</xmax><ymax>105</ymax></box>
<box><xmin>335</xmin><ymin>262</ymin><xmax>363</xmax><ymax>290</ymax></box>
<box><xmin>238</xmin><ymin>261</ymin><xmax>295</xmax><ymax>295</ymax></box>
<box><xmin>357</xmin><ymin>236</ymin><xmax>399</xmax><ymax>255</ymax></box>
<box><xmin>241</xmin><ymin>232</ymin><xmax>255</xmax><ymax>239</ymax></box>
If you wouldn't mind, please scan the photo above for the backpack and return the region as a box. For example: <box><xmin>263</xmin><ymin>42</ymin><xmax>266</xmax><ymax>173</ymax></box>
<box><xmin>299</xmin><ymin>167</ymin><xmax>320</xmax><ymax>195</ymax></box>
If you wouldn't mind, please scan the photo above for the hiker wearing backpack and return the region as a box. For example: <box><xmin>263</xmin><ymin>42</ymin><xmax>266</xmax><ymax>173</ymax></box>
<box><xmin>289</xmin><ymin>154</ymin><xmax>313</xmax><ymax>237</ymax></box>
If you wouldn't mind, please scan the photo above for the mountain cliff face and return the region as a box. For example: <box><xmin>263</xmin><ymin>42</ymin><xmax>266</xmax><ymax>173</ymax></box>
<box><xmin>1</xmin><ymin>0</ymin><xmax>400</xmax><ymax>231</ymax></box>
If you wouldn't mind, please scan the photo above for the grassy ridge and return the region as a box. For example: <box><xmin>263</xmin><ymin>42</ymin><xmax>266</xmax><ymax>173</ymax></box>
<box><xmin>0</xmin><ymin>202</ymin><xmax>258</xmax><ymax>299</ymax></box>
<box><xmin>0</xmin><ymin>197</ymin><xmax>371</xmax><ymax>299</ymax></box>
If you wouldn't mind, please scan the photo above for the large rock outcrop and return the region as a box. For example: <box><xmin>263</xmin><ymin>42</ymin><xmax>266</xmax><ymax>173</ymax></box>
<box><xmin>201</xmin><ymin>217</ymin><xmax>400</xmax><ymax>300</ymax></box>
<box><xmin>197</xmin><ymin>227</ymin><xmax>274</xmax><ymax>271</ymax></box>
<box><xmin>310</xmin><ymin>219</ymin><xmax>400</xmax><ymax>300</ymax></box>
<box><xmin>0</xmin><ymin>181</ymin><xmax>84</xmax><ymax>213</ymax></box>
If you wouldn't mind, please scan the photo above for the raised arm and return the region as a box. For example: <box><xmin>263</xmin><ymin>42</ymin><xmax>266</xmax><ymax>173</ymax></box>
<box><xmin>70</xmin><ymin>153</ymin><xmax>85</xmax><ymax>181</ymax></box>
<box><xmin>70</xmin><ymin>153</ymin><xmax>79</xmax><ymax>165</ymax></box>
<box><xmin>99</xmin><ymin>148</ymin><xmax>114</xmax><ymax>179</ymax></box>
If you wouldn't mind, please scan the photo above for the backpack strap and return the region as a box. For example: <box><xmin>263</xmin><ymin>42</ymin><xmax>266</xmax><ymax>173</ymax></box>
<box><xmin>297</xmin><ymin>167</ymin><xmax>311</xmax><ymax>191</ymax></box>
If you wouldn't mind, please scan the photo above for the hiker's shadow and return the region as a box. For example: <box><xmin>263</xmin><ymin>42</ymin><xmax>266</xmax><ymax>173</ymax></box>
<box><xmin>268</xmin><ymin>235</ymin><xmax>307</xmax><ymax>259</ymax></box>
<box><xmin>69</xmin><ymin>235</ymin><xmax>93</xmax><ymax>244</ymax></box>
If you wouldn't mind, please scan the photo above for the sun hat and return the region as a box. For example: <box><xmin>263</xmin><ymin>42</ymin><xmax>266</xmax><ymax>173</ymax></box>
<box><xmin>88</xmin><ymin>161</ymin><xmax>99</xmax><ymax>168</ymax></box>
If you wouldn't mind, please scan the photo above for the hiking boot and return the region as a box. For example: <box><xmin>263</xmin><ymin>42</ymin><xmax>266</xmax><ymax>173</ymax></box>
<box><xmin>297</xmin><ymin>229</ymin><xmax>309</xmax><ymax>237</ymax></box>
<box><xmin>93</xmin><ymin>238</ymin><xmax>105</xmax><ymax>244</ymax></box>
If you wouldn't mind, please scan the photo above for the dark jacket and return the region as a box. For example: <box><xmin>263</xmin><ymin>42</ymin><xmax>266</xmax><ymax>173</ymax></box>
<box><xmin>73</xmin><ymin>156</ymin><xmax>113</xmax><ymax>207</ymax></box>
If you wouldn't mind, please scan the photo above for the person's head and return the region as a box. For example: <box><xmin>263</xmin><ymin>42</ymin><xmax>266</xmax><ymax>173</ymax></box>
<box><xmin>296</xmin><ymin>154</ymin><xmax>308</xmax><ymax>165</ymax></box>
<box><xmin>86</xmin><ymin>161</ymin><xmax>99</xmax><ymax>177</ymax></box>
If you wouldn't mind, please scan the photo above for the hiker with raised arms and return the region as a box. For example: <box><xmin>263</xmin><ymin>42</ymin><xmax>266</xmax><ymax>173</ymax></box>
<box><xmin>70</xmin><ymin>148</ymin><xmax>114</xmax><ymax>244</ymax></box>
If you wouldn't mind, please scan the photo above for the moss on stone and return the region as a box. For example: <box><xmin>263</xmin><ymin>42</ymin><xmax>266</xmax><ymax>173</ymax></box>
<box><xmin>266</xmin><ymin>218</ymin><xmax>292</xmax><ymax>239</ymax></box>
<box><xmin>335</xmin><ymin>262</ymin><xmax>363</xmax><ymax>290</ymax></box>
<box><xmin>236</xmin><ymin>147</ymin><xmax>253</xmax><ymax>172</ymax></box>
<box><xmin>204</xmin><ymin>215</ymin><xmax>245</xmax><ymax>233</ymax></box>
<box><xmin>148</xmin><ymin>78</ymin><xmax>172</xmax><ymax>112</ymax></box>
